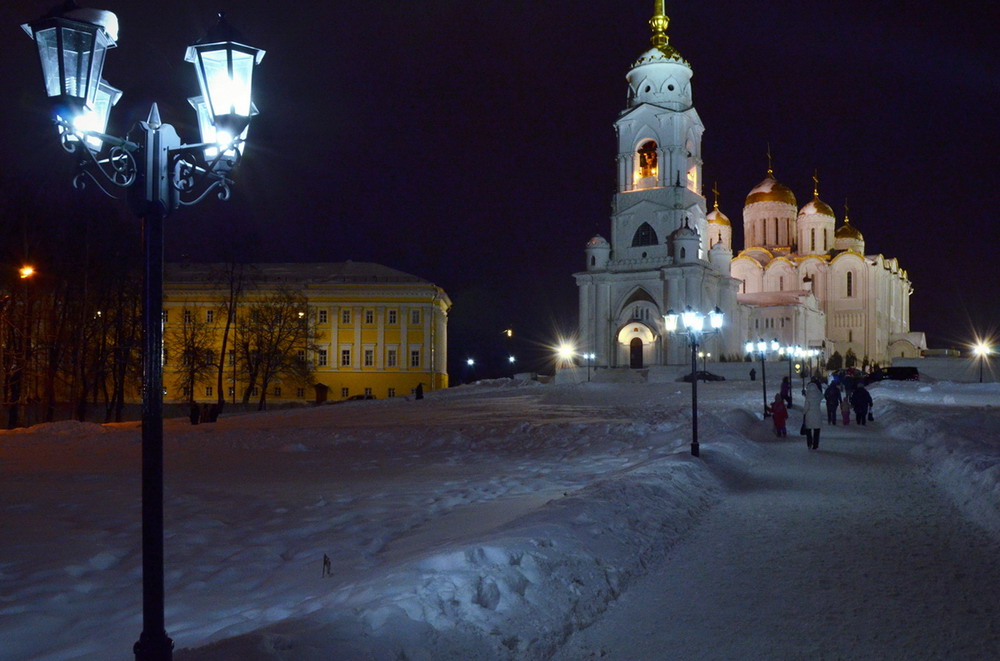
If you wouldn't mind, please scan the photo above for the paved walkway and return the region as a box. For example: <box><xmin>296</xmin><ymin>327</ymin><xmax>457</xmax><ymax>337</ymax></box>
<box><xmin>554</xmin><ymin>419</ymin><xmax>1000</xmax><ymax>660</ymax></box>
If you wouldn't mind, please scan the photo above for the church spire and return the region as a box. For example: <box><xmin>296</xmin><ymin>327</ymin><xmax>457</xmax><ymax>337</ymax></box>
<box><xmin>766</xmin><ymin>143</ymin><xmax>775</xmax><ymax>178</ymax></box>
<box><xmin>813</xmin><ymin>170</ymin><xmax>820</xmax><ymax>198</ymax></box>
<box><xmin>648</xmin><ymin>1</ymin><xmax>681</xmax><ymax>58</ymax></box>
<box><xmin>712</xmin><ymin>181</ymin><xmax>721</xmax><ymax>211</ymax></box>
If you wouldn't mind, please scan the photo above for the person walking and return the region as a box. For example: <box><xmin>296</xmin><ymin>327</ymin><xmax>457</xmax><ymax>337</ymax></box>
<box><xmin>840</xmin><ymin>394</ymin><xmax>851</xmax><ymax>425</ymax></box>
<box><xmin>823</xmin><ymin>381</ymin><xmax>842</xmax><ymax>425</ymax></box>
<box><xmin>802</xmin><ymin>376</ymin><xmax>824</xmax><ymax>449</ymax></box>
<box><xmin>780</xmin><ymin>376</ymin><xmax>792</xmax><ymax>408</ymax></box>
<box><xmin>771</xmin><ymin>393</ymin><xmax>788</xmax><ymax>437</ymax></box>
<box><xmin>851</xmin><ymin>383</ymin><xmax>874</xmax><ymax>425</ymax></box>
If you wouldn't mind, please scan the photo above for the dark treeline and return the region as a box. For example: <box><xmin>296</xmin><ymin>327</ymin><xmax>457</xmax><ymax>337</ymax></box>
<box><xmin>1</xmin><ymin>177</ymin><xmax>144</xmax><ymax>427</ymax></box>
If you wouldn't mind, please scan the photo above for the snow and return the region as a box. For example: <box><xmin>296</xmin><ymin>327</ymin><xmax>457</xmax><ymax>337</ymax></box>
<box><xmin>1</xmin><ymin>378</ymin><xmax>998</xmax><ymax>660</ymax></box>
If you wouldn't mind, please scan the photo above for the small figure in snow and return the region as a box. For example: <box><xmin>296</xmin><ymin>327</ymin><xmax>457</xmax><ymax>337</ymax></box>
<box><xmin>322</xmin><ymin>553</ymin><xmax>332</xmax><ymax>578</ymax></box>
<box><xmin>803</xmin><ymin>377</ymin><xmax>824</xmax><ymax>450</ymax></box>
<box><xmin>771</xmin><ymin>393</ymin><xmax>788</xmax><ymax>437</ymax></box>
<box><xmin>823</xmin><ymin>382</ymin><xmax>842</xmax><ymax>425</ymax></box>
<box><xmin>749</xmin><ymin>367</ymin><xmax>757</xmax><ymax>382</ymax></box>
<box><xmin>851</xmin><ymin>383</ymin><xmax>874</xmax><ymax>426</ymax></box>
<box><xmin>415</xmin><ymin>382</ymin><xmax>424</xmax><ymax>400</ymax></box>
<box><xmin>840</xmin><ymin>395</ymin><xmax>851</xmax><ymax>425</ymax></box>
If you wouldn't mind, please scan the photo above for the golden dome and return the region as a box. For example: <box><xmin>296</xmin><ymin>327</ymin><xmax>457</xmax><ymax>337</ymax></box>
<box><xmin>745</xmin><ymin>176</ymin><xmax>797</xmax><ymax>207</ymax></box>
<box><xmin>707</xmin><ymin>209</ymin><xmax>731</xmax><ymax>226</ymax></box>
<box><xmin>835</xmin><ymin>219</ymin><xmax>863</xmax><ymax>240</ymax></box>
<box><xmin>800</xmin><ymin>196</ymin><xmax>835</xmax><ymax>217</ymax></box>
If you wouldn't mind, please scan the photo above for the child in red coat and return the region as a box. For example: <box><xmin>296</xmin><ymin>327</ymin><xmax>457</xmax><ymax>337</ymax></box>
<box><xmin>771</xmin><ymin>394</ymin><xmax>788</xmax><ymax>437</ymax></box>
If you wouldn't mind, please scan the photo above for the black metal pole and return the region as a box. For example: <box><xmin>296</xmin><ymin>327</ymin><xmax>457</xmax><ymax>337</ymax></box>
<box><xmin>691</xmin><ymin>338</ymin><xmax>699</xmax><ymax>457</ymax></box>
<box><xmin>787</xmin><ymin>356</ymin><xmax>793</xmax><ymax>407</ymax></box>
<box><xmin>134</xmin><ymin>207</ymin><xmax>173</xmax><ymax>661</ymax></box>
<box><xmin>761</xmin><ymin>352</ymin><xmax>770</xmax><ymax>418</ymax></box>
<box><xmin>980</xmin><ymin>357</ymin><xmax>984</xmax><ymax>383</ymax></box>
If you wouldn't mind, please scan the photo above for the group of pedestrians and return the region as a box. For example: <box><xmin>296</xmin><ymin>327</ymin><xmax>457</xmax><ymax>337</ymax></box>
<box><xmin>771</xmin><ymin>374</ymin><xmax>875</xmax><ymax>450</ymax></box>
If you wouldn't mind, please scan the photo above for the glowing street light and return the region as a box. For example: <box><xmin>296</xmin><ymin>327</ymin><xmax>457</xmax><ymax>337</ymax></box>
<box><xmin>19</xmin><ymin>265</ymin><xmax>36</xmax><ymax>279</ymax></box>
<box><xmin>746</xmin><ymin>338</ymin><xmax>780</xmax><ymax>418</ymax></box>
<box><xmin>21</xmin><ymin>6</ymin><xmax>264</xmax><ymax>660</ymax></box>
<box><xmin>973</xmin><ymin>342</ymin><xmax>993</xmax><ymax>383</ymax></box>
<box><xmin>664</xmin><ymin>306</ymin><xmax>724</xmax><ymax>457</ymax></box>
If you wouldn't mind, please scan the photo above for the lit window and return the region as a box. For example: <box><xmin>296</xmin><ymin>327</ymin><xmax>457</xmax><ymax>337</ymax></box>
<box><xmin>637</xmin><ymin>140</ymin><xmax>658</xmax><ymax>179</ymax></box>
<box><xmin>296</xmin><ymin>387</ymin><xmax>305</xmax><ymax>398</ymax></box>
<box><xmin>228</xmin><ymin>387</ymin><xmax>235</xmax><ymax>397</ymax></box>
<box><xmin>687</xmin><ymin>165</ymin><xmax>698</xmax><ymax>193</ymax></box>
<box><xmin>205</xmin><ymin>386</ymin><xmax>213</xmax><ymax>397</ymax></box>
<box><xmin>364</xmin><ymin>349</ymin><xmax>374</xmax><ymax>367</ymax></box>
<box><xmin>341</xmin><ymin>387</ymin><xmax>349</xmax><ymax>398</ymax></box>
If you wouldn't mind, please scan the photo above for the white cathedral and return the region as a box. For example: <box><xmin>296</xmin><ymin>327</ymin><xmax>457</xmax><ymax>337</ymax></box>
<box><xmin>575</xmin><ymin>2</ymin><xmax>926</xmax><ymax>370</ymax></box>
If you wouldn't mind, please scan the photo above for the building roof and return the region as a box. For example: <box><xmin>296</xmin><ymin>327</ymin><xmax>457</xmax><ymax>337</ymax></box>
<box><xmin>165</xmin><ymin>261</ymin><xmax>431</xmax><ymax>286</ymax></box>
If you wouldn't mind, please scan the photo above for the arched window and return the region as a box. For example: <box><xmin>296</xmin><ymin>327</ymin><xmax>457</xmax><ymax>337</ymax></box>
<box><xmin>846</xmin><ymin>272</ymin><xmax>854</xmax><ymax>297</ymax></box>
<box><xmin>779</xmin><ymin>276</ymin><xmax>784</xmax><ymax>291</ymax></box>
<box><xmin>680</xmin><ymin>247</ymin><xmax>686</xmax><ymax>259</ymax></box>
<box><xmin>590</xmin><ymin>255</ymin><xmax>596</xmax><ymax>266</ymax></box>
<box><xmin>637</xmin><ymin>141</ymin><xmax>658</xmax><ymax>179</ymax></box>
<box><xmin>631</xmin><ymin>222</ymin><xmax>658</xmax><ymax>247</ymax></box>
<box><xmin>810</xmin><ymin>228</ymin><xmax>816</xmax><ymax>252</ymax></box>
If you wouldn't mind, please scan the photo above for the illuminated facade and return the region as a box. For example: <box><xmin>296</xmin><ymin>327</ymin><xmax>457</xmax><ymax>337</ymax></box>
<box><xmin>575</xmin><ymin>3</ymin><xmax>923</xmax><ymax>368</ymax></box>
<box><xmin>163</xmin><ymin>262</ymin><xmax>450</xmax><ymax>404</ymax></box>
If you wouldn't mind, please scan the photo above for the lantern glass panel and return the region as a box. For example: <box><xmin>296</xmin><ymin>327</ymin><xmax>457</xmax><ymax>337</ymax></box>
<box><xmin>34</xmin><ymin>28</ymin><xmax>61</xmax><ymax>97</ymax></box>
<box><xmin>59</xmin><ymin>27</ymin><xmax>93</xmax><ymax>100</ymax></box>
<box><xmin>199</xmin><ymin>47</ymin><xmax>254</xmax><ymax>119</ymax></box>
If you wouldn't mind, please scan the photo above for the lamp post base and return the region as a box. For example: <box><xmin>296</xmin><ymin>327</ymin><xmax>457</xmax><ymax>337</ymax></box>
<box><xmin>691</xmin><ymin>440</ymin><xmax>700</xmax><ymax>457</ymax></box>
<box><xmin>134</xmin><ymin>632</ymin><xmax>173</xmax><ymax>661</ymax></box>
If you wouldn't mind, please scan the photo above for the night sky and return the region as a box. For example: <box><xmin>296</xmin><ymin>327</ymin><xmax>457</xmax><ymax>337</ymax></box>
<box><xmin>2</xmin><ymin>1</ymin><xmax>997</xmax><ymax>379</ymax></box>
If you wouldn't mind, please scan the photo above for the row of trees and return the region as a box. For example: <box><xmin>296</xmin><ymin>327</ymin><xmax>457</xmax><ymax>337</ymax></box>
<box><xmin>1</xmin><ymin>181</ymin><xmax>315</xmax><ymax>428</ymax></box>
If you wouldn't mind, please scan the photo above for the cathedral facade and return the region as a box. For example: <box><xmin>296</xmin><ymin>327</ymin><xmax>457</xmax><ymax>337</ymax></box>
<box><xmin>575</xmin><ymin>2</ymin><xmax>924</xmax><ymax>370</ymax></box>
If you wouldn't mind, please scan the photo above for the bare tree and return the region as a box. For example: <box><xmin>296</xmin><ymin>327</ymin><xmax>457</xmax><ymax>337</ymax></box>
<box><xmin>210</xmin><ymin>262</ymin><xmax>251</xmax><ymax>416</ymax></box>
<box><xmin>234</xmin><ymin>287</ymin><xmax>315</xmax><ymax>410</ymax></box>
<box><xmin>165</xmin><ymin>305</ymin><xmax>217</xmax><ymax>404</ymax></box>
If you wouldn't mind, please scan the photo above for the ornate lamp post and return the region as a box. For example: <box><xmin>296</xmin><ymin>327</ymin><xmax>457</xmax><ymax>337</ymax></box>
<box><xmin>664</xmin><ymin>306</ymin><xmax>724</xmax><ymax>457</ymax></box>
<box><xmin>22</xmin><ymin>5</ymin><xmax>264</xmax><ymax>660</ymax></box>
<box><xmin>583</xmin><ymin>352</ymin><xmax>596</xmax><ymax>381</ymax></box>
<box><xmin>778</xmin><ymin>345</ymin><xmax>801</xmax><ymax>407</ymax></box>
<box><xmin>746</xmin><ymin>338</ymin><xmax>779</xmax><ymax>418</ymax></box>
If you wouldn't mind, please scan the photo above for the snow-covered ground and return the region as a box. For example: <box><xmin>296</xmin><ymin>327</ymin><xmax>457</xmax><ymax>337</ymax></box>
<box><xmin>1</xmin><ymin>377</ymin><xmax>998</xmax><ymax>660</ymax></box>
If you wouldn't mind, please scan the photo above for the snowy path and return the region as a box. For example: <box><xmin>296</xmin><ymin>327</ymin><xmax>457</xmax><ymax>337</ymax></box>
<box><xmin>554</xmin><ymin>420</ymin><xmax>1000</xmax><ymax>660</ymax></box>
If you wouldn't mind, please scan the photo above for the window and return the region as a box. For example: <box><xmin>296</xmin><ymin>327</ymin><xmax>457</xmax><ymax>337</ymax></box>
<box><xmin>163</xmin><ymin>310</ymin><xmax>169</xmax><ymax>324</ymax></box>
<box><xmin>205</xmin><ymin>386</ymin><xmax>213</xmax><ymax>397</ymax></box>
<box><xmin>228</xmin><ymin>350</ymin><xmax>235</xmax><ymax>366</ymax></box>
<box><xmin>274</xmin><ymin>386</ymin><xmax>282</xmax><ymax>397</ymax></box>
<box><xmin>680</xmin><ymin>247</ymin><xmax>686</xmax><ymax>259</ymax></box>
<box><xmin>206</xmin><ymin>309</ymin><xmax>214</xmax><ymax>323</ymax></box>
<box><xmin>388</xmin><ymin>309</ymin><xmax>397</xmax><ymax>325</ymax></box>
<box><xmin>183</xmin><ymin>309</ymin><xmax>192</xmax><ymax>324</ymax></box>
<box><xmin>318</xmin><ymin>349</ymin><xmax>328</xmax><ymax>366</ymax></box>
<box><xmin>182</xmin><ymin>386</ymin><xmax>190</xmax><ymax>398</ymax></box>
<box><xmin>631</xmin><ymin>222</ymin><xmax>658</xmax><ymax>247</ymax></box>
<box><xmin>847</xmin><ymin>272</ymin><xmax>854</xmax><ymax>297</ymax></box>
<box><xmin>388</xmin><ymin>388</ymin><xmax>396</xmax><ymax>398</ymax></box>
<box><xmin>849</xmin><ymin>329</ymin><xmax>853</xmax><ymax>342</ymax></box>
<box><xmin>341</xmin><ymin>387</ymin><xmax>349</xmax><ymax>398</ymax></box>
<box><xmin>779</xmin><ymin>276</ymin><xmax>784</xmax><ymax>291</ymax></box>
<box><xmin>228</xmin><ymin>387</ymin><xmax>235</xmax><ymax>397</ymax></box>
<box><xmin>296</xmin><ymin>349</ymin><xmax>306</xmax><ymax>363</ymax></box>
<box><xmin>387</xmin><ymin>349</ymin><xmax>398</xmax><ymax>367</ymax></box>
<box><xmin>296</xmin><ymin>387</ymin><xmax>305</xmax><ymax>398</ymax></box>
<box><xmin>341</xmin><ymin>309</ymin><xmax>351</xmax><ymax>324</ymax></box>
<box><xmin>810</xmin><ymin>228</ymin><xmax>816</xmax><ymax>252</ymax></box>
<box><xmin>364</xmin><ymin>309</ymin><xmax>374</xmax><ymax>324</ymax></box>
<box><xmin>341</xmin><ymin>349</ymin><xmax>351</xmax><ymax>366</ymax></box>
<box><xmin>637</xmin><ymin>140</ymin><xmax>658</xmax><ymax>179</ymax></box>
<box><xmin>410</xmin><ymin>309</ymin><xmax>421</xmax><ymax>325</ymax></box>
<box><xmin>364</xmin><ymin>349</ymin><xmax>374</xmax><ymax>367</ymax></box>
<box><xmin>318</xmin><ymin>309</ymin><xmax>328</xmax><ymax>324</ymax></box>
<box><xmin>410</xmin><ymin>349</ymin><xmax>421</xmax><ymax>367</ymax></box>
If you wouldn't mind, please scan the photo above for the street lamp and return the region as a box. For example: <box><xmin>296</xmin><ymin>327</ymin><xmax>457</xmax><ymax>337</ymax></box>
<box><xmin>973</xmin><ymin>342</ymin><xmax>992</xmax><ymax>383</ymax></box>
<box><xmin>664</xmin><ymin>306</ymin><xmax>724</xmax><ymax>457</ymax></box>
<box><xmin>22</xmin><ymin>6</ymin><xmax>264</xmax><ymax>660</ymax></box>
<box><xmin>746</xmin><ymin>338</ymin><xmax>779</xmax><ymax>418</ymax></box>
<box><xmin>698</xmin><ymin>350</ymin><xmax>711</xmax><ymax>374</ymax></box>
<box><xmin>583</xmin><ymin>352</ymin><xmax>596</xmax><ymax>381</ymax></box>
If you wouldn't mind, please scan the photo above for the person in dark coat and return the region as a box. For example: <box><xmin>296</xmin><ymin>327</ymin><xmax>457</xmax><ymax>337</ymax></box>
<box><xmin>771</xmin><ymin>393</ymin><xmax>788</xmax><ymax>437</ymax></box>
<box><xmin>850</xmin><ymin>384</ymin><xmax>874</xmax><ymax>425</ymax></box>
<box><xmin>823</xmin><ymin>382</ymin><xmax>842</xmax><ymax>425</ymax></box>
<box><xmin>780</xmin><ymin>376</ymin><xmax>792</xmax><ymax>408</ymax></box>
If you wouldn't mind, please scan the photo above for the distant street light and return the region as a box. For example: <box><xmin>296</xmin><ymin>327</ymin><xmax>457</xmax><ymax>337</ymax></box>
<box><xmin>19</xmin><ymin>265</ymin><xmax>36</xmax><ymax>279</ymax></box>
<box><xmin>973</xmin><ymin>342</ymin><xmax>992</xmax><ymax>383</ymax></box>
<box><xmin>778</xmin><ymin>345</ymin><xmax>801</xmax><ymax>407</ymax></box>
<box><xmin>746</xmin><ymin>338</ymin><xmax>780</xmax><ymax>418</ymax></box>
<box><xmin>583</xmin><ymin>352</ymin><xmax>596</xmax><ymax>381</ymax></box>
<box><xmin>22</xmin><ymin>6</ymin><xmax>264</xmax><ymax>660</ymax></box>
<box><xmin>466</xmin><ymin>358</ymin><xmax>475</xmax><ymax>366</ymax></box>
<box><xmin>665</xmin><ymin>306</ymin><xmax>724</xmax><ymax>457</ymax></box>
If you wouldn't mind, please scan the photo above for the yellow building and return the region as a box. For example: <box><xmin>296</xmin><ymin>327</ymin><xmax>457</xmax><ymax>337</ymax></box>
<box><xmin>163</xmin><ymin>262</ymin><xmax>450</xmax><ymax>404</ymax></box>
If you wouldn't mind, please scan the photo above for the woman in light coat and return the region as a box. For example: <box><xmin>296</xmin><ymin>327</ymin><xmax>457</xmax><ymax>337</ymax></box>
<box><xmin>802</xmin><ymin>376</ymin><xmax>824</xmax><ymax>450</ymax></box>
